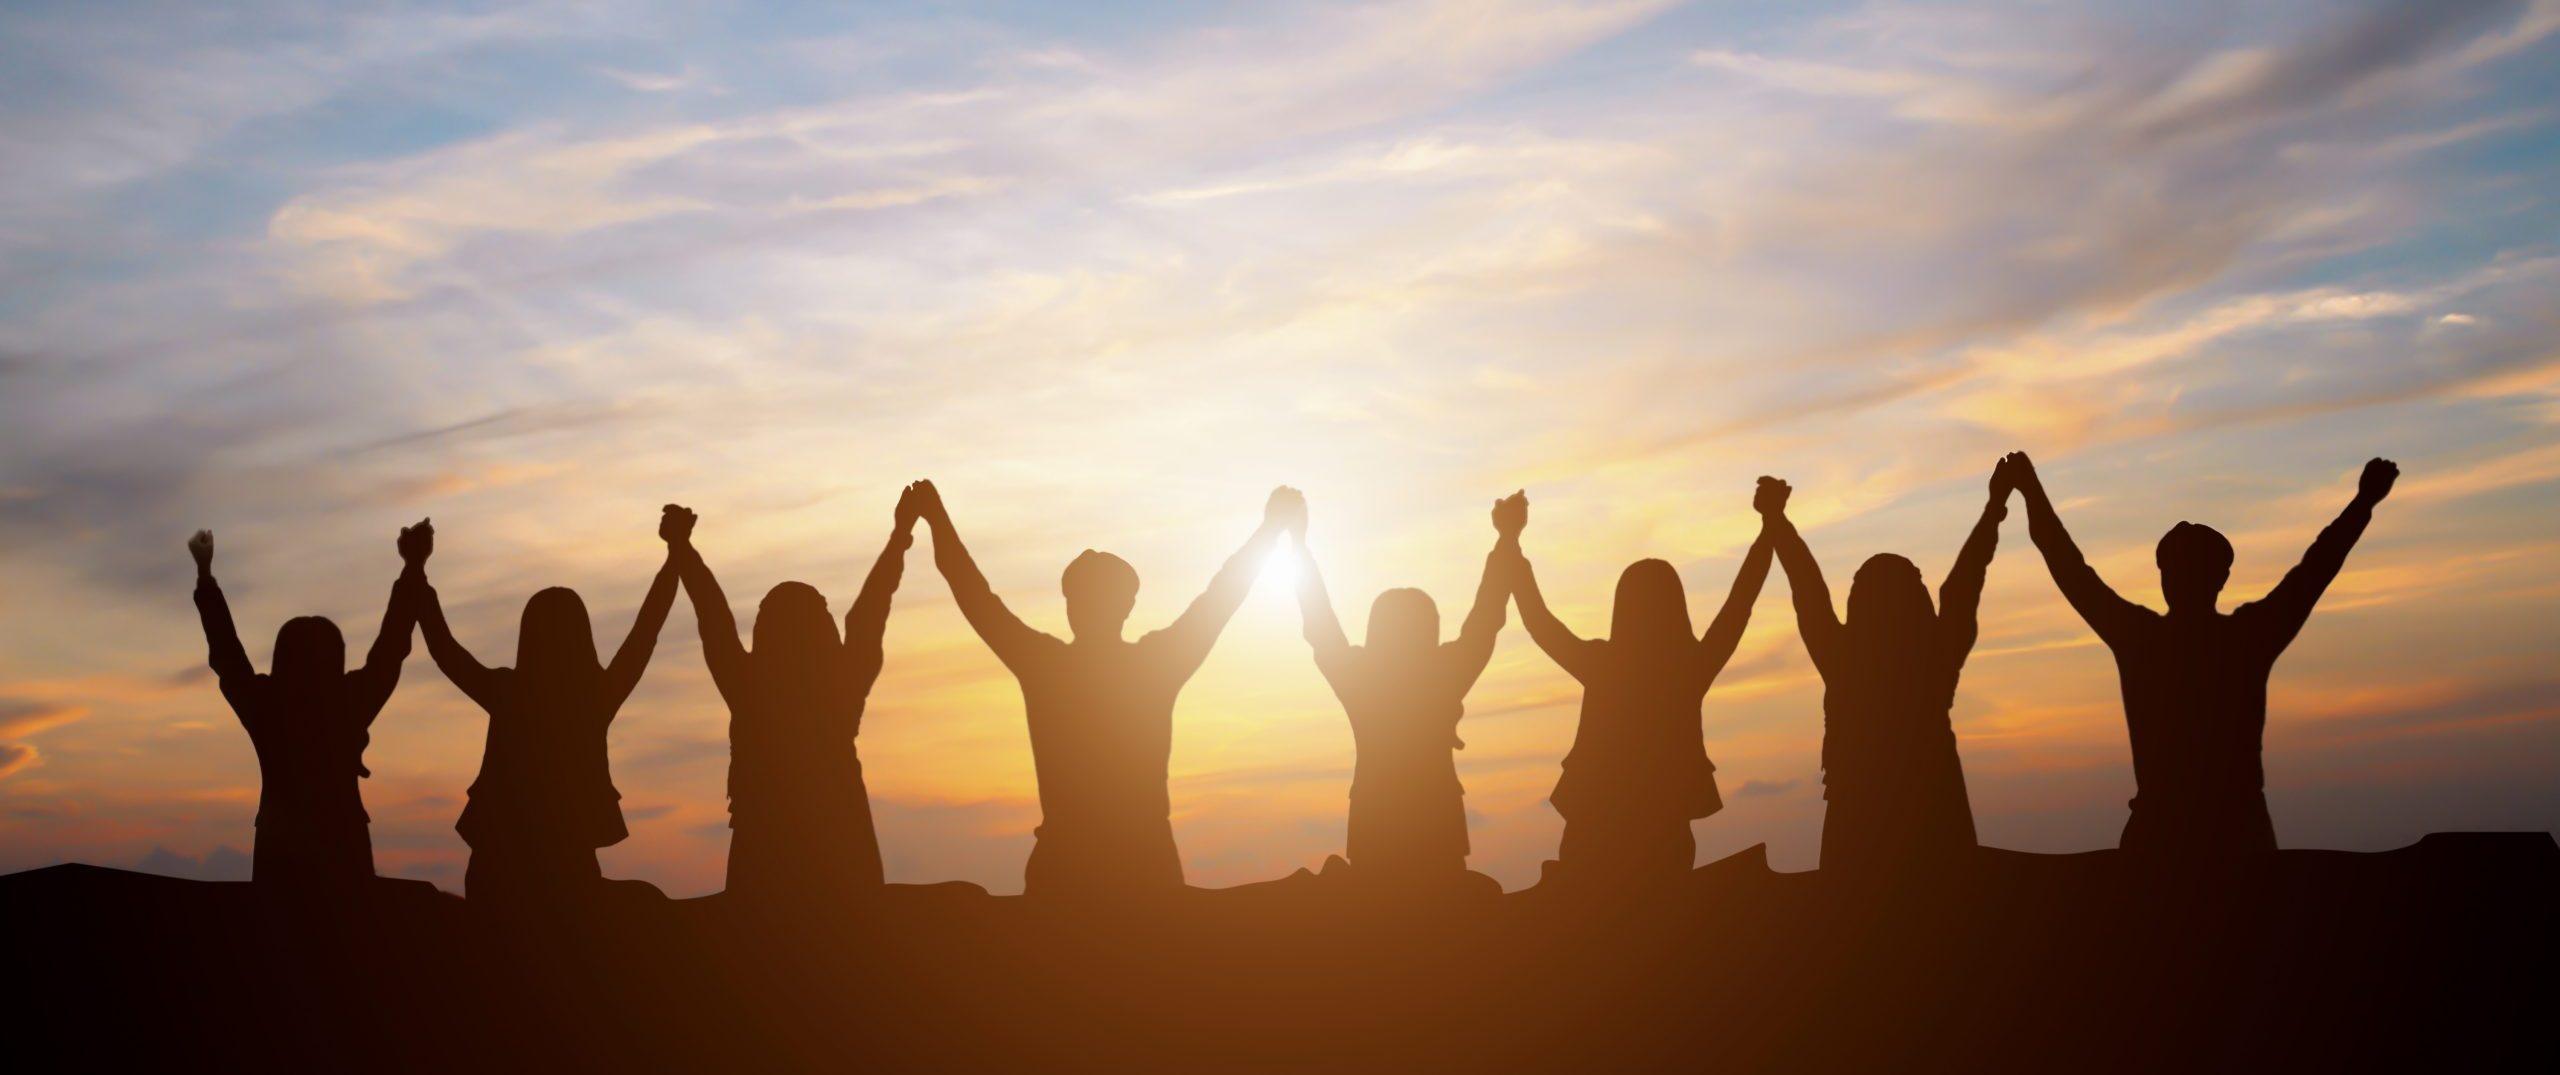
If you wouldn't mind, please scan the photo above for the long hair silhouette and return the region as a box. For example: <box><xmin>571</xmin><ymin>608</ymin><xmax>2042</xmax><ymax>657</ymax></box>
<box><xmin>1506</xmin><ymin>489</ymin><xmax>1775</xmax><ymax>889</ymax></box>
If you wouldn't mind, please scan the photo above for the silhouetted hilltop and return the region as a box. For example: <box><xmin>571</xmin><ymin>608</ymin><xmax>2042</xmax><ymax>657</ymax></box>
<box><xmin>10</xmin><ymin>835</ymin><xmax>2553</xmax><ymax>1072</ymax></box>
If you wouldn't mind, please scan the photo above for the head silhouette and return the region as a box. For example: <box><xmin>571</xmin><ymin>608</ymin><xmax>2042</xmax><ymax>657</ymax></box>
<box><xmin>271</xmin><ymin>616</ymin><xmax>347</xmax><ymax>690</ymax></box>
<box><xmin>2156</xmin><ymin>522</ymin><xmax>2233</xmax><ymax>614</ymax></box>
<box><xmin>1062</xmin><ymin>550</ymin><xmax>1139</xmax><ymax>642</ymax></box>
<box><xmin>1844</xmin><ymin>554</ymin><xmax>1936</xmax><ymax>640</ymax></box>
<box><xmin>516</xmin><ymin>587</ymin><xmax>602</xmax><ymax>680</ymax></box>
<box><xmin>1610</xmin><ymin>559</ymin><xmax>1695</xmax><ymax>650</ymax></box>
<box><xmin>1365</xmin><ymin>588</ymin><xmax>1440</xmax><ymax>658</ymax></box>
<box><xmin>752</xmin><ymin>581</ymin><xmax>840</xmax><ymax>673</ymax></box>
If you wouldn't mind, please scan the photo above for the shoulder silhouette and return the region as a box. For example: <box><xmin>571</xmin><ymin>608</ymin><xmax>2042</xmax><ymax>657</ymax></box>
<box><xmin>186</xmin><ymin>522</ymin><xmax>427</xmax><ymax>888</ymax></box>
<box><xmin>1504</xmin><ymin>486</ymin><xmax>1775</xmax><ymax>890</ymax></box>
<box><xmin>2008</xmin><ymin>452</ymin><xmax>2397</xmax><ymax>860</ymax></box>
<box><xmin>918</xmin><ymin>480</ymin><xmax>1297</xmax><ymax>899</ymax></box>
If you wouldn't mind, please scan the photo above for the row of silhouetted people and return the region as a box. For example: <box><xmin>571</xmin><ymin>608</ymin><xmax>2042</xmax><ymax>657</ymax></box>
<box><xmin>188</xmin><ymin>452</ymin><xmax>2399</xmax><ymax>905</ymax></box>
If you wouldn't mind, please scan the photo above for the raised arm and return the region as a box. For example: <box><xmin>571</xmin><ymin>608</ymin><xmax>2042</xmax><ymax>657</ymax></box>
<box><xmin>844</xmin><ymin>485</ymin><xmax>922</xmax><ymax>661</ymax></box>
<box><xmin>602</xmin><ymin>511</ymin><xmax>684</xmax><ymax>711</ymax></box>
<box><xmin>1293</xmin><ymin>532</ymin><xmax>1353</xmax><ymax>685</ymax></box>
<box><xmin>665</xmin><ymin>505</ymin><xmax>748</xmax><ymax>699</ymax></box>
<box><xmin>188</xmin><ymin>530</ymin><xmax>256</xmax><ymax>689</ymax></box>
<box><xmin>1442</xmin><ymin>492</ymin><xmax>1525</xmax><ymax>689</ymax></box>
<box><xmin>1758</xmin><ymin>479</ymin><xmax>1842</xmax><ymax>675</ymax></box>
<box><xmin>1700</xmin><ymin>500</ymin><xmax>1776</xmax><ymax>679</ymax></box>
<box><xmin>348</xmin><ymin>520</ymin><xmax>433</xmax><ymax>722</ymax></box>
<box><xmin>413</xmin><ymin>573</ymin><xmax>502</xmax><ymax>711</ymax></box>
<box><xmin>2007</xmin><ymin>452</ymin><xmax>2145</xmax><ymax>643</ymax></box>
<box><xmin>2249</xmin><ymin>458</ymin><xmax>2394</xmax><ymax>651</ymax></box>
<box><xmin>1504</xmin><ymin>494</ymin><xmax>1599</xmax><ymax>681</ymax></box>
<box><xmin>914</xmin><ymin>480</ymin><xmax>1050</xmax><ymax>670</ymax></box>
<box><xmin>1155</xmin><ymin>486</ymin><xmax>1299</xmax><ymax>677</ymax></box>
<box><xmin>1936</xmin><ymin>461</ymin><xmax>2011</xmax><ymax>663</ymax></box>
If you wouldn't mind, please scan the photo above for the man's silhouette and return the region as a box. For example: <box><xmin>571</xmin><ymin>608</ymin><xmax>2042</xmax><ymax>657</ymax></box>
<box><xmin>1761</xmin><ymin>468</ymin><xmax>2005</xmax><ymax>875</ymax></box>
<box><xmin>666</xmin><ymin>489</ymin><xmax>918</xmax><ymax>905</ymax></box>
<box><xmin>2009</xmin><ymin>452</ymin><xmax>2398</xmax><ymax>858</ymax></box>
<box><xmin>188</xmin><ymin>522</ymin><xmax>427</xmax><ymax>887</ymax></box>
<box><xmin>915</xmin><ymin>480</ymin><xmax>1299</xmax><ymax>898</ymax></box>
<box><xmin>1505</xmin><ymin>488</ymin><xmax>1776</xmax><ymax>887</ymax></box>
<box><xmin>412</xmin><ymin>508</ymin><xmax>683</xmax><ymax>903</ymax></box>
<box><xmin>1290</xmin><ymin>492</ymin><xmax>1519</xmax><ymax>884</ymax></box>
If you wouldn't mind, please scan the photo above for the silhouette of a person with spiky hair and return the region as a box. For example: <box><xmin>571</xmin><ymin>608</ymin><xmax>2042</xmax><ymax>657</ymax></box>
<box><xmin>917</xmin><ymin>481</ymin><xmax>1299</xmax><ymax>899</ymax></box>
<box><xmin>2009</xmin><ymin>453</ymin><xmax>2397</xmax><ymax>858</ymax></box>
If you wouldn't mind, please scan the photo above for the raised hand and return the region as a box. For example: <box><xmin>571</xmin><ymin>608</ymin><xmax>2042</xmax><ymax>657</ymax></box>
<box><xmin>2357</xmin><ymin>457</ymin><xmax>2399</xmax><ymax>505</ymax></box>
<box><xmin>2002</xmin><ymin>451</ymin><xmax>2042</xmax><ymax>497</ymax></box>
<box><xmin>1754</xmin><ymin>476</ymin><xmax>1791</xmax><ymax>517</ymax></box>
<box><xmin>1492</xmin><ymin>490</ymin><xmax>1527</xmax><ymax>538</ymax></box>
<box><xmin>660</xmin><ymin>504</ymin><xmax>698</xmax><ymax>546</ymax></box>
<box><xmin>910</xmin><ymin>479</ymin><xmax>949</xmax><ymax>527</ymax></box>
<box><xmin>398</xmin><ymin>518</ymin><xmax>434</xmax><ymax>567</ymax></box>
<box><xmin>1265</xmin><ymin>485</ymin><xmax>1307</xmax><ymax>536</ymax></box>
<box><xmin>894</xmin><ymin>482</ymin><xmax>925</xmax><ymax>531</ymax></box>
<box><xmin>188</xmin><ymin>530</ymin><xmax>215</xmax><ymax>575</ymax></box>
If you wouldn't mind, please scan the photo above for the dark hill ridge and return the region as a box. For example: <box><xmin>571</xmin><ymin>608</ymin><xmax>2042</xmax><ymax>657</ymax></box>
<box><xmin>10</xmin><ymin>834</ymin><xmax>2554</xmax><ymax>1072</ymax></box>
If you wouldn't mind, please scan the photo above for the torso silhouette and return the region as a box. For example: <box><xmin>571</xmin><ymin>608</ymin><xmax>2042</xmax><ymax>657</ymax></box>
<box><xmin>457</xmin><ymin>670</ymin><xmax>628</xmax><ymax>853</ymax></box>
<box><xmin>2082</xmin><ymin>603</ymin><xmax>2292</xmax><ymax>845</ymax></box>
<box><xmin>1816</xmin><ymin>636</ymin><xmax>1976</xmax><ymax>868</ymax></box>
<box><xmin>1014</xmin><ymin>635</ymin><xmax>1190</xmax><ymax>891</ymax></box>
<box><xmin>1552</xmin><ymin>646</ymin><xmax>1720</xmax><ymax>824</ymax></box>
<box><xmin>1321</xmin><ymin>646</ymin><xmax>1474</xmax><ymax>871</ymax></box>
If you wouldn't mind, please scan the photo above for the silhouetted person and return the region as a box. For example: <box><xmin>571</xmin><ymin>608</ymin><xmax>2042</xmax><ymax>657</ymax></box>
<box><xmin>412</xmin><ymin>509</ymin><xmax>683</xmax><ymax>904</ymax></box>
<box><xmin>188</xmin><ymin>522</ymin><xmax>428</xmax><ymax>887</ymax></box>
<box><xmin>2009</xmin><ymin>452</ymin><xmax>2399</xmax><ymax>859</ymax></box>
<box><xmin>1505</xmin><ymin>489</ymin><xmax>1775</xmax><ymax>887</ymax></box>
<box><xmin>667</xmin><ymin>489</ymin><xmax>918</xmax><ymax>905</ymax></box>
<box><xmin>917</xmin><ymin>480</ymin><xmax>1299</xmax><ymax>899</ymax></box>
<box><xmin>1762</xmin><ymin>468</ymin><xmax>2006</xmax><ymax>875</ymax></box>
<box><xmin>1290</xmin><ymin>492</ymin><xmax>1520</xmax><ymax>885</ymax></box>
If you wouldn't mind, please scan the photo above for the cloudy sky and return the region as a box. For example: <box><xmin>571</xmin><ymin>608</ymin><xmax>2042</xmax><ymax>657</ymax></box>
<box><xmin>3</xmin><ymin>0</ymin><xmax>2556</xmax><ymax>894</ymax></box>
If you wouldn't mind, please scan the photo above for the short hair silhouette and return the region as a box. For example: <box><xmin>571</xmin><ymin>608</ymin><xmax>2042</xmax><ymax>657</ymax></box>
<box><xmin>2010</xmin><ymin>453</ymin><xmax>2397</xmax><ymax>859</ymax></box>
<box><xmin>919</xmin><ymin>481</ymin><xmax>1299</xmax><ymax>898</ymax></box>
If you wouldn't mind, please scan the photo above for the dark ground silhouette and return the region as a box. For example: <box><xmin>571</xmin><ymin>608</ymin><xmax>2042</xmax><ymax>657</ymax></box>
<box><xmin>2014</xmin><ymin>454</ymin><xmax>2396</xmax><ymax>859</ymax></box>
<box><xmin>670</xmin><ymin>491</ymin><xmax>916</xmax><ymax>906</ymax></box>
<box><xmin>920</xmin><ymin>481</ymin><xmax>1298</xmax><ymax>898</ymax></box>
<box><xmin>9</xmin><ymin>834</ymin><xmax>2551</xmax><ymax>1071</ymax></box>
<box><xmin>1508</xmin><ymin>489</ymin><xmax>1775</xmax><ymax>887</ymax></box>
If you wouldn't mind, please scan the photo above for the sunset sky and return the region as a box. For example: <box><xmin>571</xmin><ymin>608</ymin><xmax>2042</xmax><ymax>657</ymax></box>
<box><xmin>3</xmin><ymin>0</ymin><xmax>2556</xmax><ymax>895</ymax></box>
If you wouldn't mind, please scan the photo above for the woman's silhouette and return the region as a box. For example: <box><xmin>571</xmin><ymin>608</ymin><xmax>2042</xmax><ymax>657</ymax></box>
<box><xmin>1290</xmin><ymin>493</ymin><xmax>1520</xmax><ymax>885</ymax></box>
<box><xmin>666</xmin><ymin>489</ymin><xmax>918</xmax><ymax>905</ymax></box>
<box><xmin>1760</xmin><ymin>470</ymin><xmax>2002</xmax><ymax>876</ymax></box>
<box><xmin>187</xmin><ymin>522</ymin><xmax>428</xmax><ymax>887</ymax></box>
<box><xmin>411</xmin><ymin>509</ymin><xmax>681</xmax><ymax>904</ymax></box>
<box><xmin>1505</xmin><ymin>489</ymin><xmax>1775</xmax><ymax>887</ymax></box>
